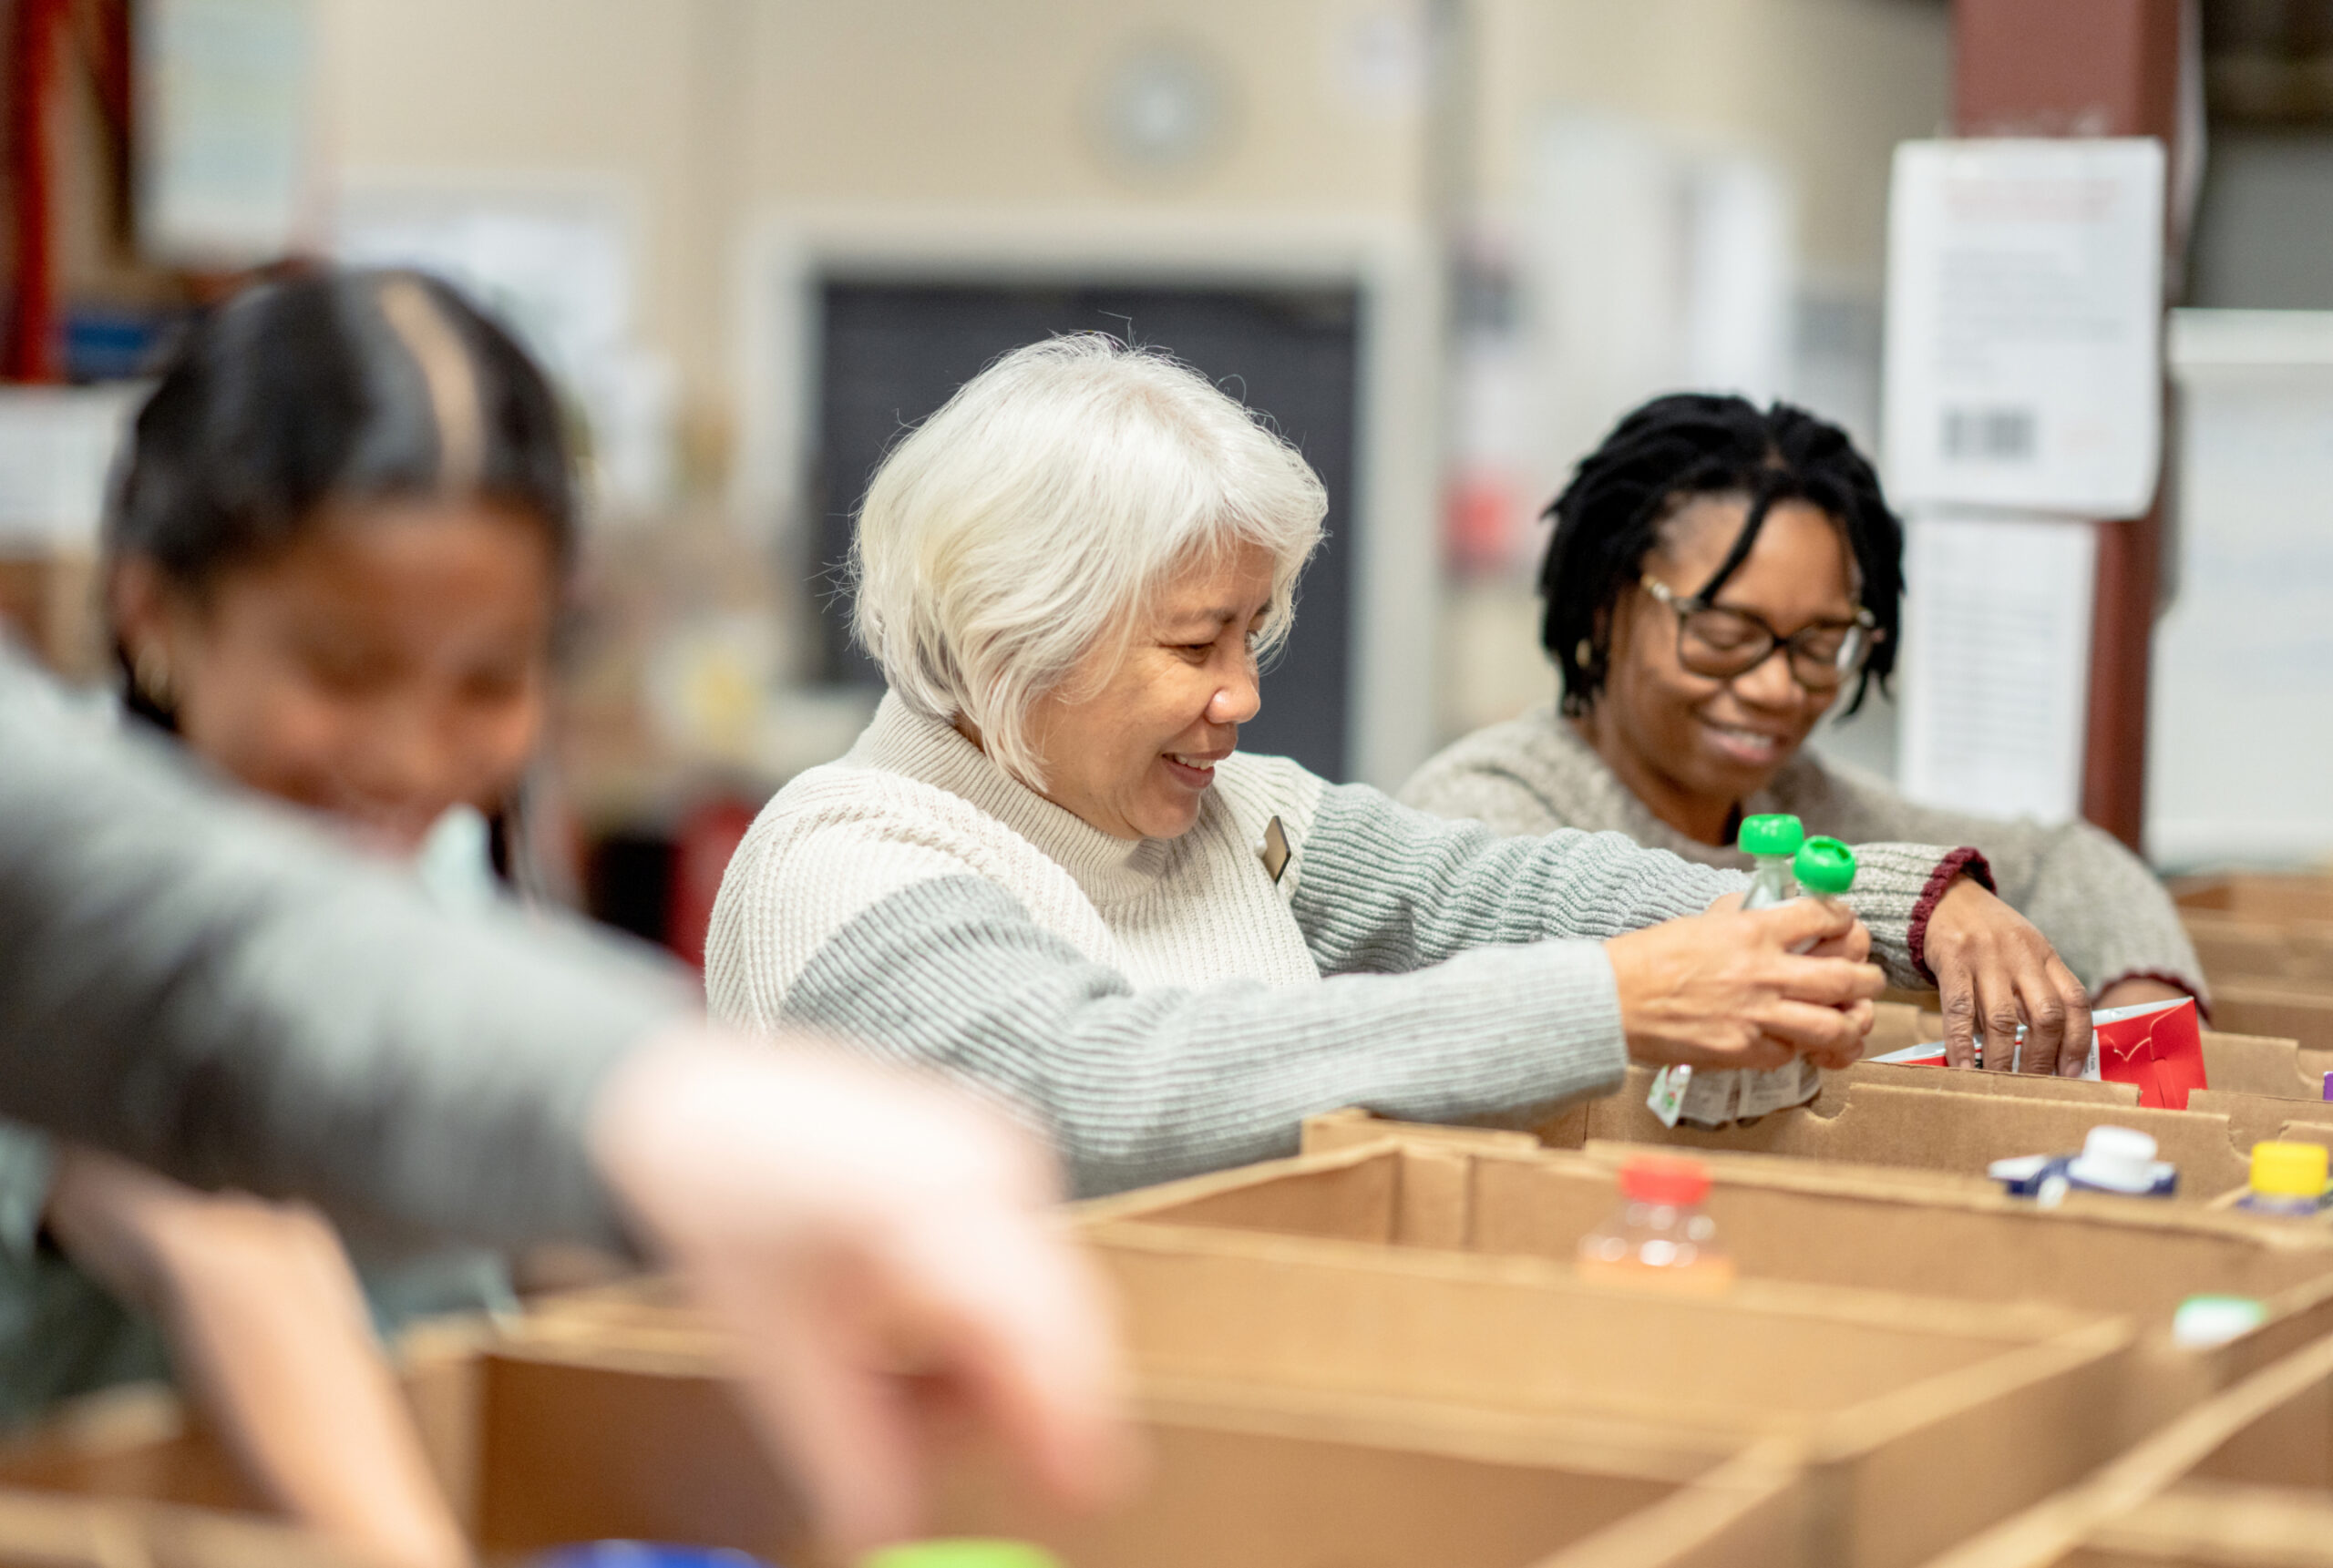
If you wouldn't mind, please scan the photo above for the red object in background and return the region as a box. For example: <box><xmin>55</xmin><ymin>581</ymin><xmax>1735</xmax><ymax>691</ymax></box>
<box><xmin>8</xmin><ymin>0</ymin><xmax>69</xmax><ymax>382</ymax></box>
<box><xmin>665</xmin><ymin>797</ymin><xmax>759</xmax><ymax>970</ymax></box>
<box><xmin>2093</xmin><ymin>995</ymin><xmax>2205</xmax><ymax>1111</ymax></box>
<box><xmin>1444</xmin><ymin>472</ymin><xmax>1521</xmax><ymax>576</ymax></box>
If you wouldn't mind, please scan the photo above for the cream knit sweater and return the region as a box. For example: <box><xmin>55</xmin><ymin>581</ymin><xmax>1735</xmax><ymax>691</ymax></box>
<box><xmin>707</xmin><ymin>693</ymin><xmax>1966</xmax><ymax>1195</ymax></box>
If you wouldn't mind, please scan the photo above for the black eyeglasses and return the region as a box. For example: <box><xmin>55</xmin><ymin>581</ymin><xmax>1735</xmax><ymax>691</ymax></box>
<box><xmin>1639</xmin><ymin>575</ymin><xmax>1876</xmax><ymax>691</ymax></box>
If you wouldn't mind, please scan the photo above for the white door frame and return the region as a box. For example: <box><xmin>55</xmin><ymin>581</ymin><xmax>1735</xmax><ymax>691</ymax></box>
<box><xmin>731</xmin><ymin>205</ymin><xmax>1444</xmax><ymax>789</ymax></box>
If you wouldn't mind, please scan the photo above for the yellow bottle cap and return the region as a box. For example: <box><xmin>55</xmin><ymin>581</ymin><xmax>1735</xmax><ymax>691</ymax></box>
<box><xmin>2249</xmin><ymin>1141</ymin><xmax>2328</xmax><ymax>1200</ymax></box>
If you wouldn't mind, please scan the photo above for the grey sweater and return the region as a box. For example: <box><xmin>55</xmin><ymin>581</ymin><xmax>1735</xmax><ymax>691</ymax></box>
<box><xmin>1400</xmin><ymin>704</ymin><xmax>2205</xmax><ymax>1003</ymax></box>
<box><xmin>0</xmin><ymin>650</ymin><xmax>689</xmax><ymax>1253</ymax></box>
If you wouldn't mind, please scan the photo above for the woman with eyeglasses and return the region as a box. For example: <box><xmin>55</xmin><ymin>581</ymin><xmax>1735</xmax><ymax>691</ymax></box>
<box><xmin>1403</xmin><ymin>394</ymin><xmax>2202</xmax><ymax>1071</ymax></box>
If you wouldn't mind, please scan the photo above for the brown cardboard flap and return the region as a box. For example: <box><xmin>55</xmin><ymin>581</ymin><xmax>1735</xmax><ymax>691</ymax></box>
<box><xmin>1538</xmin><ymin>1070</ymin><xmax>2302</xmax><ymax>1199</ymax></box>
<box><xmin>1842</xmin><ymin>1061</ymin><xmax>2142</xmax><ymax>1106</ymax></box>
<box><xmin>2206</xmin><ymin>980</ymin><xmax>2333</xmax><ymax>1053</ymax></box>
<box><xmin>1299</xmin><ymin>1104</ymin><xmax>1542</xmax><ymax>1158</ymax></box>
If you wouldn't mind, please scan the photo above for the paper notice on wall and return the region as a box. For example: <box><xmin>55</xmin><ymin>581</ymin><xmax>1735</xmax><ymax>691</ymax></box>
<box><xmin>136</xmin><ymin>0</ymin><xmax>319</xmax><ymax>266</ymax></box>
<box><xmin>1883</xmin><ymin>138</ymin><xmax>2164</xmax><ymax>518</ymax></box>
<box><xmin>1897</xmin><ymin>512</ymin><xmax>2097</xmax><ymax>825</ymax></box>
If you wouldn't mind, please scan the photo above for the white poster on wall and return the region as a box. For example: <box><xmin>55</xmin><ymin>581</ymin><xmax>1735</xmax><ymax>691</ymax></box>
<box><xmin>0</xmin><ymin>386</ymin><xmax>147</xmax><ymax>549</ymax></box>
<box><xmin>2149</xmin><ymin>309</ymin><xmax>2333</xmax><ymax>866</ymax></box>
<box><xmin>136</xmin><ymin>0</ymin><xmax>319</xmax><ymax>266</ymax></box>
<box><xmin>1898</xmin><ymin>511</ymin><xmax>2097</xmax><ymax>825</ymax></box>
<box><xmin>1883</xmin><ymin>138</ymin><xmax>2165</xmax><ymax>518</ymax></box>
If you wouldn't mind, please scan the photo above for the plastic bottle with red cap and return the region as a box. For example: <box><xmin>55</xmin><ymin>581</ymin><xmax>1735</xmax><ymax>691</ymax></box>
<box><xmin>1575</xmin><ymin>1154</ymin><xmax>1736</xmax><ymax>1294</ymax></box>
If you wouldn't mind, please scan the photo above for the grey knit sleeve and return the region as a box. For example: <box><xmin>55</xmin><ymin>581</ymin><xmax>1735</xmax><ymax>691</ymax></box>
<box><xmin>0</xmin><ymin>654</ymin><xmax>689</xmax><ymax>1253</ymax></box>
<box><xmin>778</xmin><ymin>875</ymin><xmax>1629</xmax><ymax>1197</ymax></box>
<box><xmin>1809</xmin><ymin>766</ymin><xmax>2204</xmax><ymax>1000</ymax></box>
<box><xmin>1291</xmin><ymin>783</ymin><xmax>1742</xmax><ymax>974</ymax></box>
<box><xmin>1293</xmin><ymin>784</ymin><xmax>1953</xmax><ymax>990</ymax></box>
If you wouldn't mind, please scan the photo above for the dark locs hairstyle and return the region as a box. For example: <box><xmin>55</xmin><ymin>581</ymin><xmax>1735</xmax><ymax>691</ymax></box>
<box><xmin>107</xmin><ymin>266</ymin><xmax>577</xmax><ymax>726</ymax></box>
<box><xmin>1536</xmin><ymin>393</ymin><xmax>1906</xmax><ymax>719</ymax></box>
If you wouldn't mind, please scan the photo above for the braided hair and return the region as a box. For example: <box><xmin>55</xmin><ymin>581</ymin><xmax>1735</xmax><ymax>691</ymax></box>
<box><xmin>1537</xmin><ymin>393</ymin><xmax>1904</xmax><ymax>718</ymax></box>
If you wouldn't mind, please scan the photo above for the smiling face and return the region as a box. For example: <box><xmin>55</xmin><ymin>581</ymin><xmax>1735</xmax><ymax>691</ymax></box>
<box><xmin>112</xmin><ymin>497</ymin><xmax>560</xmax><ymax>856</ymax></box>
<box><xmin>1582</xmin><ymin>494</ymin><xmax>1861</xmax><ymax>845</ymax></box>
<box><xmin>1018</xmin><ymin>541</ymin><xmax>1275</xmax><ymax>841</ymax></box>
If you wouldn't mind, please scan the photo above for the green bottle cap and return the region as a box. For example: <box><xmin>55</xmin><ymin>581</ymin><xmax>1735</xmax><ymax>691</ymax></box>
<box><xmin>1737</xmin><ymin>814</ymin><xmax>1804</xmax><ymax>856</ymax></box>
<box><xmin>1793</xmin><ymin>836</ymin><xmax>1855</xmax><ymax>895</ymax></box>
<box><xmin>861</xmin><ymin>1544</ymin><xmax>1063</xmax><ymax>1568</ymax></box>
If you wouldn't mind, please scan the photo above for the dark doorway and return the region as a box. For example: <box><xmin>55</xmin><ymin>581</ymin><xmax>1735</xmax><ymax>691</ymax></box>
<box><xmin>811</xmin><ymin>282</ymin><xmax>1361</xmax><ymax>782</ymax></box>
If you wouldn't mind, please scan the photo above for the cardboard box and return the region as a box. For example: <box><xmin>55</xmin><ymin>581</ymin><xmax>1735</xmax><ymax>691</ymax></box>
<box><xmin>0</xmin><ymin>1296</ymin><xmax>1815</xmax><ymax>1568</ymax></box>
<box><xmin>2174</xmin><ymin>873</ymin><xmax>2333</xmax><ymax>924</ymax></box>
<box><xmin>1076</xmin><ymin>1184</ymin><xmax>2128</xmax><ymax>1568</ymax></box>
<box><xmin>2207</xmin><ymin>978</ymin><xmax>2333</xmax><ymax>1055</ymax></box>
<box><xmin>1254</xmin><ymin>1122</ymin><xmax>2333</xmax><ymax>1433</ymax></box>
<box><xmin>1925</xmin><ymin>1328</ymin><xmax>2333</xmax><ymax>1568</ymax></box>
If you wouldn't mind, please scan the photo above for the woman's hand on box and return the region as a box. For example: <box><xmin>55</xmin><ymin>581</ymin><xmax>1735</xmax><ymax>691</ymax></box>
<box><xmin>591</xmin><ymin>1028</ymin><xmax>1136</xmax><ymax>1552</ymax></box>
<box><xmin>1924</xmin><ymin>879</ymin><xmax>2092</xmax><ymax>1075</ymax></box>
<box><xmin>1606</xmin><ymin>898</ymin><xmax>1882</xmax><ymax>1072</ymax></box>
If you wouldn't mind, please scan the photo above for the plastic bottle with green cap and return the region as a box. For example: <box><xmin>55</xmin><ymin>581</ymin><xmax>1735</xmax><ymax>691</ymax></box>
<box><xmin>1649</xmin><ymin>818</ymin><xmax>1857</xmax><ymax>1127</ymax></box>
<box><xmin>2238</xmin><ymin>1141</ymin><xmax>2329</xmax><ymax>1218</ymax></box>
<box><xmin>860</xmin><ymin>1542</ymin><xmax>1063</xmax><ymax>1568</ymax></box>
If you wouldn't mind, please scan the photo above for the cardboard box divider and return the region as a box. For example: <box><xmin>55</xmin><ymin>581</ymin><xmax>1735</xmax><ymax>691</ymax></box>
<box><xmin>1922</xmin><ymin>1327</ymin><xmax>2333</xmax><ymax>1568</ymax></box>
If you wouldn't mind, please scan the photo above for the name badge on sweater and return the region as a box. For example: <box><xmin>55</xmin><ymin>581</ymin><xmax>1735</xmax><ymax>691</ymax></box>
<box><xmin>1257</xmin><ymin>815</ymin><xmax>1291</xmax><ymax>884</ymax></box>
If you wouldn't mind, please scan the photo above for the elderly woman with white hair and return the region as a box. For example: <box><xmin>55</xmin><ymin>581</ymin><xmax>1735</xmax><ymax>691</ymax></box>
<box><xmin>708</xmin><ymin>335</ymin><xmax>2074</xmax><ymax>1197</ymax></box>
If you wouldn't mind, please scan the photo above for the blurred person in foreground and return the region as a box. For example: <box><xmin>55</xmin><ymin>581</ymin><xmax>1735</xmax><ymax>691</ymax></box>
<box><xmin>1401</xmin><ymin>394</ymin><xmax>2202</xmax><ymax>1073</ymax></box>
<box><xmin>4</xmin><ymin>267</ymin><xmax>588</xmax><ymax>1565</ymax></box>
<box><xmin>704</xmin><ymin>337</ymin><xmax>2086</xmax><ymax>1195</ymax></box>
<box><xmin>0</xmin><ymin>494</ymin><xmax>1125</xmax><ymax>1559</ymax></box>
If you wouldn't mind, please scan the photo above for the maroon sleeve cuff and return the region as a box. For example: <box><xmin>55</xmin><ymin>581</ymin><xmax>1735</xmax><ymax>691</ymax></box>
<box><xmin>1907</xmin><ymin>847</ymin><xmax>1995</xmax><ymax>985</ymax></box>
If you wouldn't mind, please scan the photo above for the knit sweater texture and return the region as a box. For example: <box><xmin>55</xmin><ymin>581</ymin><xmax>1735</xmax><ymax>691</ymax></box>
<box><xmin>1400</xmin><ymin>703</ymin><xmax>2205</xmax><ymax>1003</ymax></box>
<box><xmin>706</xmin><ymin>694</ymin><xmax>1968</xmax><ymax>1194</ymax></box>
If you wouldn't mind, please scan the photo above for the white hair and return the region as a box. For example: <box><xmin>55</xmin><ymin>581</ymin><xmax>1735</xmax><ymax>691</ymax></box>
<box><xmin>849</xmin><ymin>333</ymin><xmax>1327</xmax><ymax>787</ymax></box>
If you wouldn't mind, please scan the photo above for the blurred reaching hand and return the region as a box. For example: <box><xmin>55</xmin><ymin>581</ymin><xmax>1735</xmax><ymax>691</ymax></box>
<box><xmin>46</xmin><ymin>1148</ymin><xmax>468</xmax><ymax>1568</ymax></box>
<box><xmin>589</xmin><ymin>1030</ymin><xmax>1136</xmax><ymax>1551</ymax></box>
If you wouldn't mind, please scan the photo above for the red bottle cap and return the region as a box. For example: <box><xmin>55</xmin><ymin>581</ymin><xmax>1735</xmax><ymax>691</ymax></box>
<box><xmin>1619</xmin><ymin>1154</ymin><xmax>1711</xmax><ymax>1205</ymax></box>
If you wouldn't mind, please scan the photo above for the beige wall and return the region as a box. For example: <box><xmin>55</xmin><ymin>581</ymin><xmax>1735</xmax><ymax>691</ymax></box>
<box><xmin>1471</xmin><ymin>0</ymin><xmax>1951</xmax><ymax>289</ymax></box>
<box><xmin>319</xmin><ymin>0</ymin><xmax>1949</xmax><ymax>409</ymax></box>
<box><xmin>320</xmin><ymin>0</ymin><xmax>1431</xmax><ymax>419</ymax></box>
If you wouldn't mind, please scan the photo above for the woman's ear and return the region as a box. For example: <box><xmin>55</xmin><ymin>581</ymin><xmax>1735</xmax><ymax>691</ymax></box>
<box><xmin>108</xmin><ymin>556</ymin><xmax>174</xmax><ymax>669</ymax></box>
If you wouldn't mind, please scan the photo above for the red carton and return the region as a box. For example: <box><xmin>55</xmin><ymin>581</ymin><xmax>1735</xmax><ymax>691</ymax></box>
<box><xmin>2093</xmin><ymin>995</ymin><xmax>2206</xmax><ymax>1110</ymax></box>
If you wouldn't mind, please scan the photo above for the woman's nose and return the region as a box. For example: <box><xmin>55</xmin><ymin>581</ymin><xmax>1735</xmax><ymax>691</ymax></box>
<box><xmin>1730</xmin><ymin>646</ymin><xmax>1803</xmax><ymax>710</ymax></box>
<box><xmin>1209</xmin><ymin>662</ymin><xmax>1262</xmax><ymax>725</ymax></box>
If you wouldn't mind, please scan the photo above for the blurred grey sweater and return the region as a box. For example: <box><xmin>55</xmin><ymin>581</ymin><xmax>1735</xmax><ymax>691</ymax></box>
<box><xmin>1400</xmin><ymin>704</ymin><xmax>2204</xmax><ymax>1004</ymax></box>
<box><xmin>0</xmin><ymin>650</ymin><xmax>689</xmax><ymax>1253</ymax></box>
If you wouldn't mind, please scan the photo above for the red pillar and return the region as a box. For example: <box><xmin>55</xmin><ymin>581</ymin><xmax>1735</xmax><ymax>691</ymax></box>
<box><xmin>1952</xmin><ymin>0</ymin><xmax>2191</xmax><ymax>853</ymax></box>
<box><xmin>6</xmin><ymin>0</ymin><xmax>69</xmax><ymax>383</ymax></box>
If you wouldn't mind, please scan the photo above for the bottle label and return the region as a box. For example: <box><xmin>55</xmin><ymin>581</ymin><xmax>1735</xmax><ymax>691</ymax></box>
<box><xmin>1648</xmin><ymin>1065</ymin><xmax>1689</xmax><ymax>1127</ymax></box>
